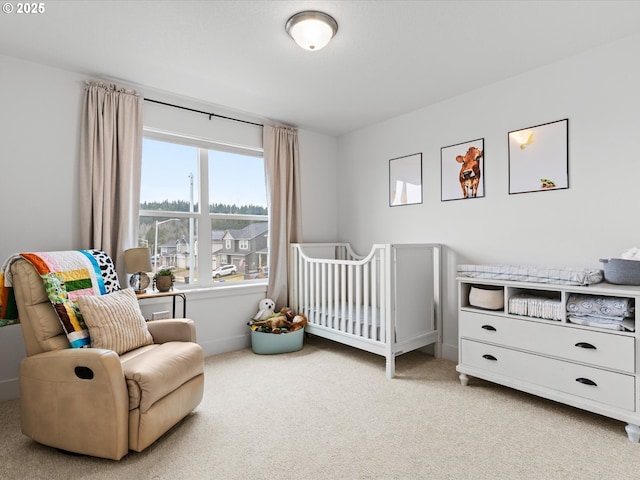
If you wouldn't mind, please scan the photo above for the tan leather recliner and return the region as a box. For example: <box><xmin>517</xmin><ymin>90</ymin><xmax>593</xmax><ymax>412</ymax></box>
<box><xmin>11</xmin><ymin>258</ymin><xmax>205</xmax><ymax>460</ymax></box>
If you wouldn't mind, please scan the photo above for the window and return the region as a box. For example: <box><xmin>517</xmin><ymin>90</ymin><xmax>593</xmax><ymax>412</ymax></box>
<box><xmin>138</xmin><ymin>131</ymin><xmax>268</xmax><ymax>288</ymax></box>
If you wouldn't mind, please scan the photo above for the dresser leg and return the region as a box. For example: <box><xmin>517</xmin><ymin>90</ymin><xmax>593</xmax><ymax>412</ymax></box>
<box><xmin>459</xmin><ymin>373</ymin><xmax>469</xmax><ymax>386</ymax></box>
<box><xmin>625</xmin><ymin>424</ymin><xmax>640</xmax><ymax>442</ymax></box>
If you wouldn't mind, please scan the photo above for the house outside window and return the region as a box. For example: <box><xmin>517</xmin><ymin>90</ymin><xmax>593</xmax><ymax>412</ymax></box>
<box><xmin>138</xmin><ymin>131</ymin><xmax>269</xmax><ymax>288</ymax></box>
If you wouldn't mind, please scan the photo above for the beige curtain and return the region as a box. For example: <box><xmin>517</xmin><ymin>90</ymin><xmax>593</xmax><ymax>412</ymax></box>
<box><xmin>263</xmin><ymin>125</ymin><xmax>302</xmax><ymax>309</ymax></box>
<box><xmin>79</xmin><ymin>82</ymin><xmax>143</xmax><ymax>281</ymax></box>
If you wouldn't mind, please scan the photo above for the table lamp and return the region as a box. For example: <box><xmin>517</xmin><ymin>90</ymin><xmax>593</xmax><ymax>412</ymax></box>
<box><xmin>124</xmin><ymin>247</ymin><xmax>152</xmax><ymax>294</ymax></box>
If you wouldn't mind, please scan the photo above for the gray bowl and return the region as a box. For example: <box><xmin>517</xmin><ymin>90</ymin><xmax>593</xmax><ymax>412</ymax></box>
<box><xmin>600</xmin><ymin>258</ymin><xmax>640</xmax><ymax>285</ymax></box>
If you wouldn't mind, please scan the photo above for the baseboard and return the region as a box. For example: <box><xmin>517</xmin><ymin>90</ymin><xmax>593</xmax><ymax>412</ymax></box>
<box><xmin>440</xmin><ymin>342</ymin><xmax>458</xmax><ymax>363</ymax></box>
<box><xmin>200</xmin><ymin>333</ymin><xmax>250</xmax><ymax>357</ymax></box>
<box><xmin>0</xmin><ymin>377</ymin><xmax>20</xmax><ymax>401</ymax></box>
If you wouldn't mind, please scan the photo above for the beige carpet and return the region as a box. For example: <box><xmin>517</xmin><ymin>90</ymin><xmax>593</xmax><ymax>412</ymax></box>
<box><xmin>2</xmin><ymin>335</ymin><xmax>640</xmax><ymax>479</ymax></box>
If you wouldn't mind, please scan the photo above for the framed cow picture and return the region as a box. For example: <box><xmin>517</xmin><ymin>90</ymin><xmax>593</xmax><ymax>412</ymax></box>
<box><xmin>508</xmin><ymin>119</ymin><xmax>568</xmax><ymax>194</ymax></box>
<box><xmin>441</xmin><ymin>138</ymin><xmax>485</xmax><ymax>201</ymax></box>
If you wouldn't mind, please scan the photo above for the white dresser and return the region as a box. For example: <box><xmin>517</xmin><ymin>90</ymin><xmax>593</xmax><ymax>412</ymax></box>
<box><xmin>456</xmin><ymin>277</ymin><xmax>640</xmax><ymax>441</ymax></box>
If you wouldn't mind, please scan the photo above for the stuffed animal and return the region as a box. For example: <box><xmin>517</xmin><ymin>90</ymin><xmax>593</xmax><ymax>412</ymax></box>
<box><xmin>253</xmin><ymin>298</ymin><xmax>275</xmax><ymax>320</ymax></box>
<box><xmin>249</xmin><ymin>301</ymin><xmax>307</xmax><ymax>334</ymax></box>
<box><xmin>289</xmin><ymin>313</ymin><xmax>308</xmax><ymax>332</ymax></box>
<box><xmin>251</xmin><ymin>314</ymin><xmax>291</xmax><ymax>334</ymax></box>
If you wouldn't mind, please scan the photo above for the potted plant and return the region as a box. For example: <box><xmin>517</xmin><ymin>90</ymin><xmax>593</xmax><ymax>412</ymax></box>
<box><xmin>153</xmin><ymin>268</ymin><xmax>174</xmax><ymax>292</ymax></box>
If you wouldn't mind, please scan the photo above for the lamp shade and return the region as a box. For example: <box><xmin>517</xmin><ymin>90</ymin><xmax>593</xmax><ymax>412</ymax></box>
<box><xmin>285</xmin><ymin>11</ymin><xmax>338</xmax><ymax>51</ymax></box>
<box><xmin>124</xmin><ymin>247</ymin><xmax>152</xmax><ymax>274</ymax></box>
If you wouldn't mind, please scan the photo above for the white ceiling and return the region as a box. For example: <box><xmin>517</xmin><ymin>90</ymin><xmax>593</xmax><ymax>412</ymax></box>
<box><xmin>2</xmin><ymin>0</ymin><xmax>639</xmax><ymax>136</ymax></box>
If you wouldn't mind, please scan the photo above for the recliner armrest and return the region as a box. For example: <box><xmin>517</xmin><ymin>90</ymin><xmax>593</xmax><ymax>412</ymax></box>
<box><xmin>147</xmin><ymin>318</ymin><xmax>197</xmax><ymax>343</ymax></box>
<box><xmin>20</xmin><ymin>348</ymin><xmax>130</xmax><ymax>460</ymax></box>
<box><xmin>20</xmin><ymin>347</ymin><xmax>125</xmax><ymax>384</ymax></box>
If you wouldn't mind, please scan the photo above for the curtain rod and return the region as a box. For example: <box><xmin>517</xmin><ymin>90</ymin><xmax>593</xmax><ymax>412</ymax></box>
<box><xmin>144</xmin><ymin>98</ymin><xmax>264</xmax><ymax>128</ymax></box>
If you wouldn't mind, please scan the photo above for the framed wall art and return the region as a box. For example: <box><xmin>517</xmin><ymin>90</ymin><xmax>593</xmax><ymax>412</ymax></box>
<box><xmin>389</xmin><ymin>153</ymin><xmax>422</xmax><ymax>207</ymax></box>
<box><xmin>508</xmin><ymin>118</ymin><xmax>568</xmax><ymax>194</ymax></box>
<box><xmin>441</xmin><ymin>138</ymin><xmax>484</xmax><ymax>201</ymax></box>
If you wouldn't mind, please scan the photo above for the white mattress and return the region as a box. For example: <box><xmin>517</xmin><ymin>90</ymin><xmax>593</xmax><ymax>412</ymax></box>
<box><xmin>457</xmin><ymin>264</ymin><xmax>603</xmax><ymax>286</ymax></box>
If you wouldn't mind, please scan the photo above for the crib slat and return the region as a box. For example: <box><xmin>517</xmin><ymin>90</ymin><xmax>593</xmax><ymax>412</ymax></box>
<box><xmin>355</xmin><ymin>264</ymin><xmax>361</xmax><ymax>337</ymax></box>
<box><xmin>341</xmin><ymin>264</ymin><xmax>346</xmax><ymax>332</ymax></box>
<box><xmin>348</xmin><ymin>264</ymin><xmax>354</xmax><ymax>334</ymax></box>
<box><xmin>316</xmin><ymin>261</ymin><xmax>320</xmax><ymax>325</ymax></box>
<box><xmin>318</xmin><ymin>263</ymin><xmax>322</xmax><ymax>324</ymax></box>
<box><xmin>379</xmin><ymin>248</ymin><xmax>386</xmax><ymax>344</ymax></box>
<box><xmin>325</xmin><ymin>262</ymin><xmax>331</xmax><ymax>329</ymax></box>
<box><xmin>307</xmin><ymin>261</ymin><xmax>313</xmax><ymax>323</ymax></box>
<box><xmin>334</xmin><ymin>263</ymin><xmax>340</xmax><ymax>331</ymax></box>
<box><xmin>302</xmin><ymin>257</ymin><xmax>309</xmax><ymax>320</ymax></box>
<box><xmin>371</xmin><ymin>253</ymin><xmax>378</xmax><ymax>341</ymax></box>
<box><xmin>363</xmin><ymin>262</ymin><xmax>369</xmax><ymax>339</ymax></box>
<box><xmin>310</xmin><ymin>262</ymin><xmax>320</xmax><ymax>324</ymax></box>
<box><xmin>323</xmin><ymin>262</ymin><xmax>329</xmax><ymax>327</ymax></box>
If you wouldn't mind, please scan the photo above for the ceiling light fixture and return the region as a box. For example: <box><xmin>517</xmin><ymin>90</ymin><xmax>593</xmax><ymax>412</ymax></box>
<box><xmin>285</xmin><ymin>10</ymin><xmax>338</xmax><ymax>51</ymax></box>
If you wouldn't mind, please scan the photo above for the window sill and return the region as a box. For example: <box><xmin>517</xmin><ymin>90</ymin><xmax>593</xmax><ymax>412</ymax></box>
<box><xmin>174</xmin><ymin>281</ymin><xmax>267</xmax><ymax>299</ymax></box>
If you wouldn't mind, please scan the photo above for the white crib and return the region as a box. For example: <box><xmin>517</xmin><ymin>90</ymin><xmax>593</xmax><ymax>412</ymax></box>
<box><xmin>289</xmin><ymin>243</ymin><xmax>442</xmax><ymax>378</ymax></box>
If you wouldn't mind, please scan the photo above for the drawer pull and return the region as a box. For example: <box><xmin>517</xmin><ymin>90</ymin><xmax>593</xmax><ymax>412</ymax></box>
<box><xmin>482</xmin><ymin>354</ymin><xmax>497</xmax><ymax>361</ymax></box>
<box><xmin>576</xmin><ymin>377</ymin><xmax>597</xmax><ymax>387</ymax></box>
<box><xmin>575</xmin><ymin>342</ymin><xmax>596</xmax><ymax>350</ymax></box>
<box><xmin>481</xmin><ymin>325</ymin><xmax>497</xmax><ymax>331</ymax></box>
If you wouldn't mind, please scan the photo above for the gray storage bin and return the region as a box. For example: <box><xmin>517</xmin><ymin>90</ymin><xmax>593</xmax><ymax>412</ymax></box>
<box><xmin>251</xmin><ymin>327</ymin><xmax>304</xmax><ymax>354</ymax></box>
<box><xmin>600</xmin><ymin>258</ymin><xmax>640</xmax><ymax>285</ymax></box>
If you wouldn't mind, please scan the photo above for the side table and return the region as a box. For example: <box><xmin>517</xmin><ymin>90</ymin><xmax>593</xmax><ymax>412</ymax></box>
<box><xmin>136</xmin><ymin>289</ymin><xmax>187</xmax><ymax>318</ymax></box>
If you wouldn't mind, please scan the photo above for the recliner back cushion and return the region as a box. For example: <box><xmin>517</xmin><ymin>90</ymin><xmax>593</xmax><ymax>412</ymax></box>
<box><xmin>11</xmin><ymin>259</ymin><xmax>68</xmax><ymax>354</ymax></box>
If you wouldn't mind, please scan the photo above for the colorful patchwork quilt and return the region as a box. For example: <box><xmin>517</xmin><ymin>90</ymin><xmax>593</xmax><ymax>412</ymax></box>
<box><xmin>0</xmin><ymin>250</ymin><xmax>120</xmax><ymax>347</ymax></box>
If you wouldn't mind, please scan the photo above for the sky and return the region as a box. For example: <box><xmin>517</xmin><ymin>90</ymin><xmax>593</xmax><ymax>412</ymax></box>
<box><xmin>140</xmin><ymin>138</ymin><xmax>267</xmax><ymax>208</ymax></box>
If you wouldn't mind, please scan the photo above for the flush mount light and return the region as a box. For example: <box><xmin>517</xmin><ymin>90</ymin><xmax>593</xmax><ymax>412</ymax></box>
<box><xmin>285</xmin><ymin>10</ymin><xmax>338</xmax><ymax>51</ymax></box>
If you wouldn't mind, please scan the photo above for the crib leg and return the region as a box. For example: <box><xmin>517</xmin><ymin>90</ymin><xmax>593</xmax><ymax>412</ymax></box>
<box><xmin>386</xmin><ymin>356</ymin><xmax>395</xmax><ymax>379</ymax></box>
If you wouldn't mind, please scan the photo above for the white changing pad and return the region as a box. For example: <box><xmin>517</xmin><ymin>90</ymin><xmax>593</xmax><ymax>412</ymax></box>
<box><xmin>457</xmin><ymin>264</ymin><xmax>603</xmax><ymax>286</ymax></box>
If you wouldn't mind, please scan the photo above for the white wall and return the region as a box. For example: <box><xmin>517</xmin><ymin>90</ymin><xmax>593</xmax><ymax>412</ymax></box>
<box><xmin>0</xmin><ymin>54</ymin><xmax>338</xmax><ymax>400</ymax></box>
<box><xmin>0</xmin><ymin>55</ymin><xmax>86</xmax><ymax>400</ymax></box>
<box><xmin>336</xmin><ymin>33</ymin><xmax>640</xmax><ymax>361</ymax></box>
<box><xmin>297</xmin><ymin>129</ymin><xmax>339</xmax><ymax>242</ymax></box>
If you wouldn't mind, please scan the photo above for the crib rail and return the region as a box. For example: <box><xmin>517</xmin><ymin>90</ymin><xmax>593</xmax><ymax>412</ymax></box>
<box><xmin>290</xmin><ymin>243</ymin><xmax>391</xmax><ymax>343</ymax></box>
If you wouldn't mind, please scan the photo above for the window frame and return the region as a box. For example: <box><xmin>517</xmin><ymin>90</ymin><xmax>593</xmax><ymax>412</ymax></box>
<box><xmin>139</xmin><ymin>128</ymin><xmax>268</xmax><ymax>289</ymax></box>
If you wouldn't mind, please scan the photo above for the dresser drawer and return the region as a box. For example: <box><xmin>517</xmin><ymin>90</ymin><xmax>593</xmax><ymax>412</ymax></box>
<box><xmin>459</xmin><ymin>310</ymin><xmax>635</xmax><ymax>373</ymax></box>
<box><xmin>461</xmin><ymin>339</ymin><xmax>635</xmax><ymax>411</ymax></box>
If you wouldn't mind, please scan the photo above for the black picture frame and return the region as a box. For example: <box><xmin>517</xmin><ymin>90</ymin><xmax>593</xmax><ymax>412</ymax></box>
<box><xmin>389</xmin><ymin>153</ymin><xmax>423</xmax><ymax>207</ymax></box>
<box><xmin>441</xmin><ymin>138</ymin><xmax>485</xmax><ymax>201</ymax></box>
<box><xmin>508</xmin><ymin>118</ymin><xmax>569</xmax><ymax>194</ymax></box>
